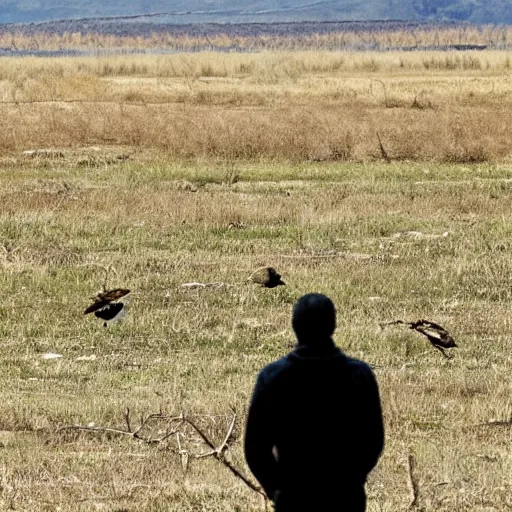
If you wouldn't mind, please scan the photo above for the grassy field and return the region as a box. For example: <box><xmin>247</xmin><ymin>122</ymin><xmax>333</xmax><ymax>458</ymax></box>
<box><xmin>1</xmin><ymin>50</ymin><xmax>512</xmax><ymax>511</ymax></box>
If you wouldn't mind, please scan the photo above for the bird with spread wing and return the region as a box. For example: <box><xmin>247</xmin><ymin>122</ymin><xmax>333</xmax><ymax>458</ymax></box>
<box><xmin>84</xmin><ymin>288</ymin><xmax>130</xmax><ymax>327</ymax></box>
<box><xmin>380</xmin><ymin>319</ymin><xmax>457</xmax><ymax>358</ymax></box>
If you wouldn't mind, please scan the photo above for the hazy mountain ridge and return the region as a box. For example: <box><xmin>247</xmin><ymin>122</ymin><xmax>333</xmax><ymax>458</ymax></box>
<box><xmin>0</xmin><ymin>0</ymin><xmax>511</xmax><ymax>25</ymax></box>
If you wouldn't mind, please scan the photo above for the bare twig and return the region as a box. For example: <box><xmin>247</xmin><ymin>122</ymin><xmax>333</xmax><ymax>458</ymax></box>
<box><xmin>57</xmin><ymin>424</ymin><xmax>135</xmax><ymax>437</ymax></box>
<box><xmin>217</xmin><ymin>410</ymin><xmax>237</xmax><ymax>455</ymax></box>
<box><xmin>464</xmin><ymin>418</ymin><xmax>512</xmax><ymax>430</ymax></box>
<box><xmin>379</xmin><ymin>319</ymin><xmax>407</xmax><ymax>328</ymax></box>
<box><xmin>180</xmin><ymin>282</ymin><xmax>226</xmax><ymax>289</ymax></box>
<box><xmin>177</xmin><ymin>432</ymin><xmax>189</xmax><ymax>472</ymax></box>
<box><xmin>184</xmin><ymin>415</ymin><xmax>265</xmax><ymax>497</ymax></box>
<box><xmin>479</xmin><ymin>419</ymin><xmax>512</xmax><ymax>427</ymax></box>
<box><xmin>124</xmin><ymin>407</ymin><xmax>132</xmax><ymax>433</ymax></box>
<box><xmin>376</xmin><ymin>131</ymin><xmax>391</xmax><ymax>163</ymax></box>
<box><xmin>406</xmin><ymin>454</ymin><xmax>420</xmax><ymax>509</ymax></box>
<box><xmin>57</xmin><ymin>412</ymin><xmax>183</xmax><ymax>444</ymax></box>
<box><xmin>194</xmin><ymin>412</ymin><xmax>235</xmax><ymax>459</ymax></box>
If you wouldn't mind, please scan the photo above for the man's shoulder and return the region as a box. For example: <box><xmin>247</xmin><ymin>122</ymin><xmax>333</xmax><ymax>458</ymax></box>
<box><xmin>257</xmin><ymin>354</ymin><xmax>294</xmax><ymax>384</ymax></box>
<box><xmin>256</xmin><ymin>351</ymin><xmax>375</xmax><ymax>386</ymax></box>
<box><xmin>344</xmin><ymin>355</ymin><xmax>374</xmax><ymax>374</ymax></box>
<box><xmin>344</xmin><ymin>355</ymin><xmax>378</xmax><ymax>386</ymax></box>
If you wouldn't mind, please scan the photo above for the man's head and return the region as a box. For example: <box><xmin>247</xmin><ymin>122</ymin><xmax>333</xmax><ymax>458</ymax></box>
<box><xmin>292</xmin><ymin>293</ymin><xmax>336</xmax><ymax>344</ymax></box>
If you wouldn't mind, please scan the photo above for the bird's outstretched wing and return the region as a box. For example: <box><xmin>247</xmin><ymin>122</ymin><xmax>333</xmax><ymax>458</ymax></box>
<box><xmin>94</xmin><ymin>302</ymin><xmax>125</xmax><ymax>321</ymax></box>
<box><xmin>84</xmin><ymin>288</ymin><xmax>130</xmax><ymax>314</ymax></box>
<box><xmin>96</xmin><ymin>288</ymin><xmax>130</xmax><ymax>302</ymax></box>
<box><xmin>84</xmin><ymin>299</ymin><xmax>110</xmax><ymax>315</ymax></box>
<box><xmin>248</xmin><ymin>267</ymin><xmax>269</xmax><ymax>284</ymax></box>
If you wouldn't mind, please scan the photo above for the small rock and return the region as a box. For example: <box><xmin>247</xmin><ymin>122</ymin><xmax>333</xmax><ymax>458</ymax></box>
<box><xmin>76</xmin><ymin>355</ymin><xmax>97</xmax><ymax>362</ymax></box>
<box><xmin>175</xmin><ymin>180</ymin><xmax>198</xmax><ymax>192</ymax></box>
<box><xmin>42</xmin><ymin>352</ymin><xmax>63</xmax><ymax>360</ymax></box>
<box><xmin>181</xmin><ymin>282</ymin><xmax>207</xmax><ymax>289</ymax></box>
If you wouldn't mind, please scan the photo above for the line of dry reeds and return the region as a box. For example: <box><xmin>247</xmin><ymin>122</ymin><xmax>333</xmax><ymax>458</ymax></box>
<box><xmin>1</xmin><ymin>24</ymin><xmax>512</xmax><ymax>52</ymax></box>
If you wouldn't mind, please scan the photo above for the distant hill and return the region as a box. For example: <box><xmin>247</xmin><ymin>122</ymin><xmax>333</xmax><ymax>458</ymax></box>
<box><xmin>1</xmin><ymin>0</ymin><xmax>511</xmax><ymax>25</ymax></box>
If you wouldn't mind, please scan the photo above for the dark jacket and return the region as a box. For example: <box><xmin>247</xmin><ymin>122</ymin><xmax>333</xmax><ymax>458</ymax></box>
<box><xmin>244</xmin><ymin>339</ymin><xmax>384</xmax><ymax>512</ymax></box>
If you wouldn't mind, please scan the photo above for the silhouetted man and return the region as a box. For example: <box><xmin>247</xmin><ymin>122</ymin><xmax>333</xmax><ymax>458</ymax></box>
<box><xmin>244</xmin><ymin>293</ymin><xmax>384</xmax><ymax>511</ymax></box>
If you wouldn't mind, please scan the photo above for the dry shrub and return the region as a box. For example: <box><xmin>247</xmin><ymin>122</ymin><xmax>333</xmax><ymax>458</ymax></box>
<box><xmin>0</xmin><ymin>104</ymin><xmax>359</xmax><ymax>160</ymax></box>
<box><xmin>21</xmin><ymin>73</ymin><xmax>106</xmax><ymax>102</ymax></box>
<box><xmin>1</xmin><ymin>102</ymin><xmax>510</xmax><ymax>163</ymax></box>
<box><xmin>422</xmin><ymin>54</ymin><xmax>483</xmax><ymax>70</ymax></box>
<box><xmin>370</xmin><ymin>108</ymin><xmax>512</xmax><ymax>163</ymax></box>
<box><xmin>411</xmin><ymin>92</ymin><xmax>435</xmax><ymax>110</ymax></box>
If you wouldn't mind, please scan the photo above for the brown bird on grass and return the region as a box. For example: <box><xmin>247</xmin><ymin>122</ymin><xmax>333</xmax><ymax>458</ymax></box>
<box><xmin>380</xmin><ymin>319</ymin><xmax>457</xmax><ymax>358</ymax></box>
<box><xmin>84</xmin><ymin>288</ymin><xmax>130</xmax><ymax>327</ymax></box>
<box><xmin>248</xmin><ymin>266</ymin><xmax>285</xmax><ymax>288</ymax></box>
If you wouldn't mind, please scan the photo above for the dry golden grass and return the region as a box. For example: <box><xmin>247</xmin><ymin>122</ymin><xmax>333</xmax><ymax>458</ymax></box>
<box><xmin>0</xmin><ymin>52</ymin><xmax>512</xmax><ymax>162</ymax></box>
<box><xmin>1</xmin><ymin>51</ymin><xmax>512</xmax><ymax>162</ymax></box>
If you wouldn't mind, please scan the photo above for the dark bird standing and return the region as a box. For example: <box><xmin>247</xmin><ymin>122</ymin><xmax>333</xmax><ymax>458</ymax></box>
<box><xmin>93</xmin><ymin>302</ymin><xmax>126</xmax><ymax>328</ymax></box>
<box><xmin>248</xmin><ymin>266</ymin><xmax>285</xmax><ymax>288</ymax></box>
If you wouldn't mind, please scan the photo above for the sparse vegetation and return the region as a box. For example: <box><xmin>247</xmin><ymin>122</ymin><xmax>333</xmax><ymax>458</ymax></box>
<box><xmin>1</xmin><ymin>46</ymin><xmax>512</xmax><ymax>511</ymax></box>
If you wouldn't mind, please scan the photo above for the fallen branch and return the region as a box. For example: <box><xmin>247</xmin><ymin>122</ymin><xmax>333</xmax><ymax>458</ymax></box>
<box><xmin>180</xmin><ymin>282</ymin><xmax>226</xmax><ymax>290</ymax></box>
<box><xmin>464</xmin><ymin>418</ymin><xmax>512</xmax><ymax>430</ymax></box>
<box><xmin>278</xmin><ymin>253</ymin><xmax>341</xmax><ymax>260</ymax></box>
<box><xmin>184</xmin><ymin>414</ymin><xmax>265</xmax><ymax>497</ymax></box>
<box><xmin>177</xmin><ymin>432</ymin><xmax>189</xmax><ymax>472</ymax></box>
<box><xmin>56</xmin><ymin>407</ymin><xmax>265</xmax><ymax>498</ymax></box>
<box><xmin>124</xmin><ymin>407</ymin><xmax>132</xmax><ymax>433</ymax></box>
<box><xmin>57</xmin><ymin>410</ymin><xmax>184</xmax><ymax>444</ymax></box>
